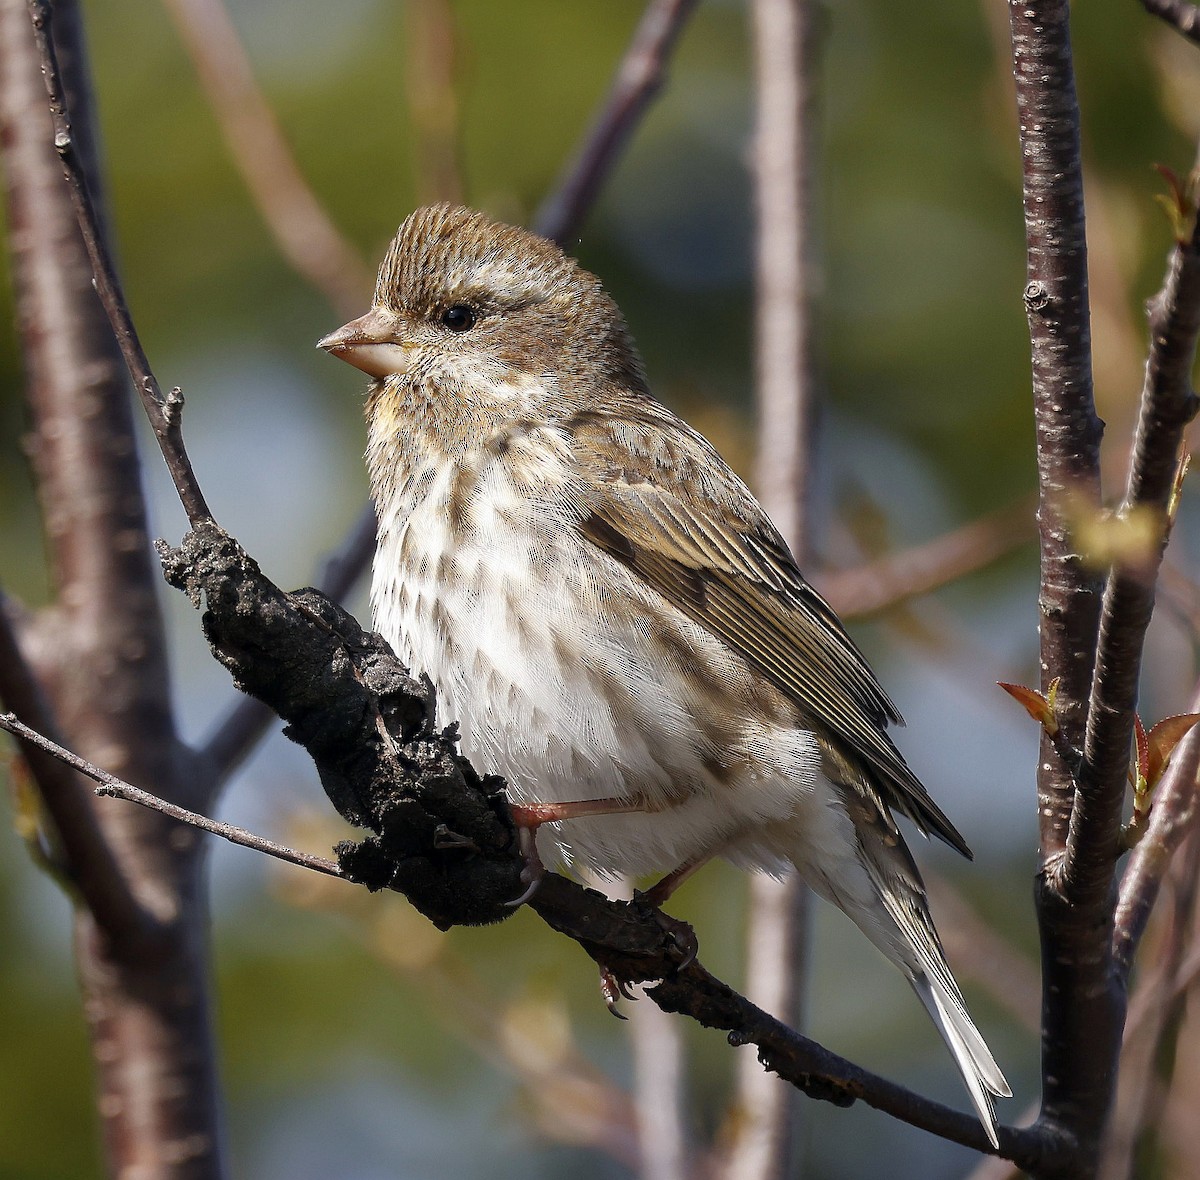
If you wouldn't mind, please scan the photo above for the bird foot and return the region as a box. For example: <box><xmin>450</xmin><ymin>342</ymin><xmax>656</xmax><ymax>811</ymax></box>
<box><xmin>504</xmin><ymin>821</ymin><xmax>546</xmax><ymax>908</ymax></box>
<box><xmin>631</xmin><ymin>889</ymin><xmax>699</xmax><ymax>971</ymax></box>
<box><xmin>599</xmin><ymin>965</ymin><xmax>636</xmax><ymax>1018</ymax></box>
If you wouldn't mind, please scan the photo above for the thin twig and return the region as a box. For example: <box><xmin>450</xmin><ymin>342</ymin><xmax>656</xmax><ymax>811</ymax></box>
<box><xmin>161</xmin><ymin>0</ymin><xmax>373</xmax><ymax>318</ymax></box>
<box><xmin>1141</xmin><ymin>0</ymin><xmax>1200</xmax><ymax>42</ymax></box>
<box><xmin>0</xmin><ymin>713</ymin><xmax>343</xmax><ymax>879</ymax></box>
<box><xmin>529</xmin><ymin>872</ymin><xmax>1054</xmax><ymax>1168</ymax></box>
<box><xmin>5</xmin><ymin>704</ymin><xmax>1062</xmax><ymax>1168</ymax></box>
<box><xmin>25</xmin><ymin>0</ymin><xmax>210</xmax><ymax>524</ymax></box>
<box><xmin>963</xmin><ymin>1105</ymin><xmax>1040</xmax><ymax>1180</ymax></box>
<box><xmin>533</xmin><ymin>0</ymin><xmax>700</xmax><ymax>245</ymax></box>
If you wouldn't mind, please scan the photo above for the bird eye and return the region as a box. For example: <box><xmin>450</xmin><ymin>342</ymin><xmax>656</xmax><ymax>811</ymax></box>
<box><xmin>441</xmin><ymin>304</ymin><xmax>476</xmax><ymax>332</ymax></box>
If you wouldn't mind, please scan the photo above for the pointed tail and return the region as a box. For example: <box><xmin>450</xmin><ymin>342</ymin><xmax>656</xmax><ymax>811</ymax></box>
<box><xmin>909</xmin><ymin>965</ymin><xmax>1010</xmax><ymax>1148</ymax></box>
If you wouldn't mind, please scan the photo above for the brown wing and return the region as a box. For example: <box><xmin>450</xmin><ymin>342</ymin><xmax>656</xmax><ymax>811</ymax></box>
<box><xmin>568</xmin><ymin>401</ymin><xmax>971</xmax><ymax>859</ymax></box>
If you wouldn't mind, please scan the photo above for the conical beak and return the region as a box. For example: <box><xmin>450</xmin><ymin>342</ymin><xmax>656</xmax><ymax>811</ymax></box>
<box><xmin>317</xmin><ymin>308</ymin><xmax>411</xmax><ymax>378</ymax></box>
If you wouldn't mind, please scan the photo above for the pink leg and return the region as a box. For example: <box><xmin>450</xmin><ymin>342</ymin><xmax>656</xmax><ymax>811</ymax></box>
<box><xmin>508</xmin><ymin>796</ymin><xmax>647</xmax><ymax>826</ymax></box>
<box><xmin>637</xmin><ymin>853</ymin><xmax>714</xmax><ymax>908</ymax></box>
<box><xmin>505</xmin><ymin>796</ymin><xmax>649</xmax><ymax>908</ymax></box>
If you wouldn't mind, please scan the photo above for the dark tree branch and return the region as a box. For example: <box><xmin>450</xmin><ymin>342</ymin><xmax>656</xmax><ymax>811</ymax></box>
<box><xmin>535</xmin><ymin>871</ymin><xmax>1060</xmax><ymax>1169</ymax></box>
<box><xmin>1007</xmin><ymin>2</ymin><xmax>1114</xmax><ymax>1172</ymax></box>
<box><xmin>4</xmin><ymin>1</ymin><xmax>230</xmax><ymax>1174</ymax></box>
<box><xmin>198</xmin><ymin>503</ymin><xmax>378</xmax><ymax>787</ymax></box>
<box><xmin>1065</xmin><ymin>208</ymin><xmax>1200</xmax><ymax>907</ymax></box>
<box><xmin>1008</xmin><ymin>0</ymin><xmax>1103</xmax><ymax>868</ymax></box>
<box><xmin>1141</xmin><ymin>0</ymin><xmax>1200</xmax><ymax>41</ymax></box>
<box><xmin>26</xmin><ymin>0</ymin><xmax>211</xmax><ymax>525</ymax></box>
<box><xmin>533</xmin><ymin>0</ymin><xmax>699</xmax><ymax>245</ymax></box>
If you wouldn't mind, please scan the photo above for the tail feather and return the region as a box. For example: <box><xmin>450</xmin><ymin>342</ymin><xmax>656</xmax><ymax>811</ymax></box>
<box><xmin>910</xmin><ymin>969</ymin><xmax>1010</xmax><ymax>1149</ymax></box>
<box><xmin>833</xmin><ymin>790</ymin><xmax>1011</xmax><ymax>1149</ymax></box>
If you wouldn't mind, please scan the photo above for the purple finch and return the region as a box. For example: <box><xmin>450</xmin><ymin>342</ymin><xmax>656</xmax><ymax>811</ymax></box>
<box><xmin>319</xmin><ymin>204</ymin><xmax>1009</xmax><ymax>1145</ymax></box>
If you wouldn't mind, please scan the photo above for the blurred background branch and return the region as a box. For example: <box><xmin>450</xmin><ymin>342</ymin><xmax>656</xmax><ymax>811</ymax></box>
<box><xmin>721</xmin><ymin>2</ymin><xmax>820</xmax><ymax>1178</ymax></box>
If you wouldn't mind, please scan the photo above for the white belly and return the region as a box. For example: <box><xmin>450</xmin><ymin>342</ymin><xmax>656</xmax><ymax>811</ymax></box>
<box><xmin>372</xmin><ymin>455</ymin><xmax>823</xmax><ymax>880</ymax></box>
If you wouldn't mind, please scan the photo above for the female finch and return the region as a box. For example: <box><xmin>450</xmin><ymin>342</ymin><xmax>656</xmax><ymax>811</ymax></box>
<box><xmin>319</xmin><ymin>204</ymin><xmax>1009</xmax><ymax>1145</ymax></box>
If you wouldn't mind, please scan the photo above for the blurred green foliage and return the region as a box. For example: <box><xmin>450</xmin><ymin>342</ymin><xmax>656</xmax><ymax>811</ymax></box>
<box><xmin>1</xmin><ymin>0</ymin><xmax>1198</xmax><ymax>1176</ymax></box>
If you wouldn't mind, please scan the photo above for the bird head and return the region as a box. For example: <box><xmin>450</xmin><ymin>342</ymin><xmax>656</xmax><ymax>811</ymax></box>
<box><xmin>319</xmin><ymin>205</ymin><xmax>647</xmax><ymax>408</ymax></box>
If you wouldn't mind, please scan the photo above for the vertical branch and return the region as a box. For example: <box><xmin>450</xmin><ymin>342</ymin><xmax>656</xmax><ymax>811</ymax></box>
<box><xmin>1064</xmin><ymin>210</ymin><xmax>1200</xmax><ymax>906</ymax></box>
<box><xmin>628</xmin><ymin>966</ymin><xmax>691</xmax><ymax>1180</ymax></box>
<box><xmin>26</xmin><ymin>0</ymin><xmax>211</xmax><ymax>525</ymax></box>
<box><xmin>2</xmin><ymin>0</ymin><xmax>227</xmax><ymax>1173</ymax></box>
<box><xmin>750</xmin><ymin>0</ymin><xmax>818</xmax><ymax>556</ymax></box>
<box><xmin>1006</xmin><ymin>2</ymin><xmax>1112</xmax><ymax>1171</ymax></box>
<box><xmin>404</xmin><ymin>0</ymin><xmax>464</xmax><ymax>207</ymax></box>
<box><xmin>533</xmin><ymin>0</ymin><xmax>699</xmax><ymax>245</ymax></box>
<box><xmin>1008</xmin><ymin>0</ymin><xmax>1103</xmax><ymax>870</ymax></box>
<box><xmin>724</xmin><ymin>2</ymin><xmax>819</xmax><ymax>1178</ymax></box>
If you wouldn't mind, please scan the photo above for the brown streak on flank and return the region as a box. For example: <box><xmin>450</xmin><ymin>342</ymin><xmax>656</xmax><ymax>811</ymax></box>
<box><xmin>652</xmin><ymin>616</ymin><xmax>738</xmax><ymax>710</ymax></box>
<box><xmin>446</xmin><ymin>465</ymin><xmax>474</xmax><ymax>539</ymax></box>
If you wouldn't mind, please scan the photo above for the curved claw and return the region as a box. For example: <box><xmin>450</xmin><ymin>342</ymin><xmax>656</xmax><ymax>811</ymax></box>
<box><xmin>599</xmin><ymin>965</ymin><xmax>632</xmax><ymax>1018</ymax></box>
<box><xmin>504</xmin><ymin>822</ymin><xmax>545</xmax><ymax>908</ymax></box>
<box><xmin>504</xmin><ymin>871</ymin><xmax>543</xmax><ymax>909</ymax></box>
<box><xmin>669</xmin><ymin>925</ymin><xmax>699</xmax><ymax>971</ymax></box>
<box><xmin>631</xmin><ymin>888</ymin><xmax>699</xmax><ymax>971</ymax></box>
